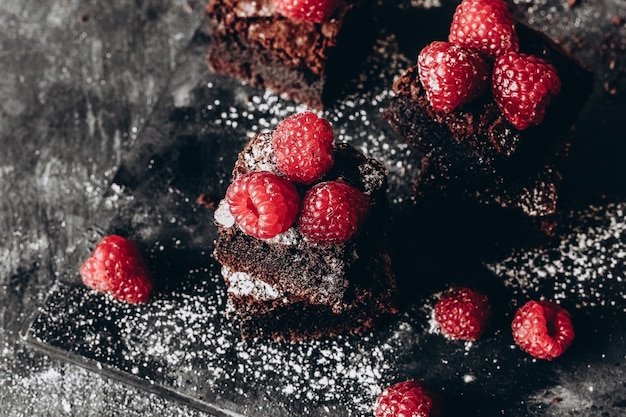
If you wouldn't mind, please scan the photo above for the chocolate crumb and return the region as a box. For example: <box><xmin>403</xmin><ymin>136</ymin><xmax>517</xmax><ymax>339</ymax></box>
<box><xmin>603</xmin><ymin>81</ymin><xmax>618</xmax><ymax>95</ymax></box>
<box><xmin>196</xmin><ymin>193</ymin><xmax>216</xmax><ymax>210</ymax></box>
<box><xmin>571</xmin><ymin>35</ymin><xmax>584</xmax><ymax>50</ymax></box>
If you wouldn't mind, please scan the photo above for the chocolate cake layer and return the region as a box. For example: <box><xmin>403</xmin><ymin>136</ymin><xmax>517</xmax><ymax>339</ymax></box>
<box><xmin>205</xmin><ymin>0</ymin><xmax>373</xmax><ymax>109</ymax></box>
<box><xmin>221</xmin><ymin>250</ymin><xmax>395</xmax><ymax>342</ymax></box>
<box><xmin>384</xmin><ymin>23</ymin><xmax>594</xmax><ymax>232</ymax></box>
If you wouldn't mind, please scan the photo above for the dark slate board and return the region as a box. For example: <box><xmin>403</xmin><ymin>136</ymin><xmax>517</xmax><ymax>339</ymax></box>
<box><xmin>26</xmin><ymin>1</ymin><xmax>626</xmax><ymax>416</ymax></box>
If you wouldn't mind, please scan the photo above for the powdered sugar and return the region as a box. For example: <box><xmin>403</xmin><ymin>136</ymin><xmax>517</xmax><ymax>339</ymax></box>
<box><xmin>487</xmin><ymin>201</ymin><xmax>626</xmax><ymax>311</ymax></box>
<box><xmin>223</xmin><ymin>266</ymin><xmax>283</xmax><ymax>300</ymax></box>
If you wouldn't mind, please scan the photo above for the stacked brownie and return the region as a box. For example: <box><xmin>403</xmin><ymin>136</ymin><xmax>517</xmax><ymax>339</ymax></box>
<box><xmin>205</xmin><ymin>0</ymin><xmax>373</xmax><ymax>109</ymax></box>
<box><xmin>213</xmin><ymin>131</ymin><xmax>397</xmax><ymax>342</ymax></box>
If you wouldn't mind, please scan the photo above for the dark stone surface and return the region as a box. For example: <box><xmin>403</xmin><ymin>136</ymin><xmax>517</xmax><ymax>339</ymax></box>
<box><xmin>0</xmin><ymin>1</ymin><xmax>211</xmax><ymax>415</ymax></box>
<box><xmin>2</xmin><ymin>0</ymin><xmax>626</xmax><ymax>416</ymax></box>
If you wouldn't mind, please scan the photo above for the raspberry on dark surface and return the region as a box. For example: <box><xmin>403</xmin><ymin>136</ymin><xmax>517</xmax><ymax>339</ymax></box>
<box><xmin>80</xmin><ymin>235</ymin><xmax>153</xmax><ymax>304</ymax></box>
<box><xmin>448</xmin><ymin>0</ymin><xmax>519</xmax><ymax>60</ymax></box>
<box><xmin>298</xmin><ymin>180</ymin><xmax>369</xmax><ymax>243</ymax></box>
<box><xmin>272</xmin><ymin>111</ymin><xmax>335</xmax><ymax>184</ymax></box>
<box><xmin>374</xmin><ymin>380</ymin><xmax>434</xmax><ymax>417</ymax></box>
<box><xmin>417</xmin><ymin>41</ymin><xmax>490</xmax><ymax>113</ymax></box>
<box><xmin>511</xmin><ymin>300</ymin><xmax>575</xmax><ymax>360</ymax></box>
<box><xmin>434</xmin><ymin>287</ymin><xmax>492</xmax><ymax>341</ymax></box>
<box><xmin>225</xmin><ymin>171</ymin><xmax>300</xmax><ymax>239</ymax></box>
<box><xmin>273</xmin><ymin>0</ymin><xmax>340</xmax><ymax>24</ymax></box>
<box><xmin>492</xmin><ymin>52</ymin><xmax>561</xmax><ymax>130</ymax></box>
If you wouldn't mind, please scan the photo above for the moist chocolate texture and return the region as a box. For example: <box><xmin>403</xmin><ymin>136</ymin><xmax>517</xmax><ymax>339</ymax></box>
<box><xmin>384</xmin><ymin>23</ymin><xmax>594</xmax><ymax>235</ymax></box>
<box><xmin>213</xmin><ymin>133</ymin><xmax>397</xmax><ymax>342</ymax></box>
<box><xmin>205</xmin><ymin>0</ymin><xmax>373</xmax><ymax>109</ymax></box>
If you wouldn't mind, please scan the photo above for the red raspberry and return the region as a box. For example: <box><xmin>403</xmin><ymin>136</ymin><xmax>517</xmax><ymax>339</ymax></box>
<box><xmin>448</xmin><ymin>0</ymin><xmax>519</xmax><ymax>60</ymax></box>
<box><xmin>80</xmin><ymin>235</ymin><xmax>153</xmax><ymax>304</ymax></box>
<box><xmin>273</xmin><ymin>112</ymin><xmax>335</xmax><ymax>184</ymax></box>
<box><xmin>434</xmin><ymin>287</ymin><xmax>491</xmax><ymax>341</ymax></box>
<box><xmin>374</xmin><ymin>380</ymin><xmax>433</xmax><ymax>417</ymax></box>
<box><xmin>226</xmin><ymin>171</ymin><xmax>300</xmax><ymax>239</ymax></box>
<box><xmin>273</xmin><ymin>0</ymin><xmax>340</xmax><ymax>24</ymax></box>
<box><xmin>298</xmin><ymin>180</ymin><xmax>369</xmax><ymax>243</ymax></box>
<box><xmin>417</xmin><ymin>41</ymin><xmax>490</xmax><ymax>113</ymax></box>
<box><xmin>492</xmin><ymin>52</ymin><xmax>561</xmax><ymax>130</ymax></box>
<box><xmin>511</xmin><ymin>300</ymin><xmax>575</xmax><ymax>360</ymax></box>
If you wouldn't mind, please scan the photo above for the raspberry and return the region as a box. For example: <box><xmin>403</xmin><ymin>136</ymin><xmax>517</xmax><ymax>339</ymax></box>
<box><xmin>298</xmin><ymin>180</ymin><xmax>369</xmax><ymax>243</ymax></box>
<box><xmin>273</xmin><ymin>112</ymin><xmax>335</xmax><ymax>184</ymax></box>
<box><xmin>492</xmin><ymin>52</ymin><xmax>561</xmax><ymax>130</ymax></box>
<box><xmin>226</xmin><ymin>171</ymin><xmax>300</xmax><ymax>239</ymax></box>
<box><xmin>511</xmin><ymin>300</ymin><xmax>575</xmax><ymax>360</ymax></box>
<box><xmin>273</xmin><ymin>0</ymin><xmax>340</xmax><ymax>24</ymax></box>
<box><xmin>417</xmin><ymin>41</ymin><xmax>490</xmax><ymax>113</ymax></box>
<box><xmin>448</xmin><ymin>0</ymin><xmax>519</xmax><ymax>60</ymax></box>
<box><xmin>80</xmin><ymin>235</ymin><xmax>153</xmax><ymax>304</ymax></box>
<box><xmin>374</xmin><ymin>380</ymin><xmax>433</xmax><ymax>417</ymax></box>
<box><xmin>434</xmin><ymin>287</ymin><xmax>491</xmax><ymax>341</ymax></box>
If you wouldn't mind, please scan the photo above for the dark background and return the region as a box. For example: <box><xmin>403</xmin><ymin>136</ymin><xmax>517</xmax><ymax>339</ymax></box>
<box><xmin>1</xmin><ymin>1</ymin><xmax>210</xmax><ymax>415</ymax></box>
<box><xmin>1</xmin><ymin>0</ymin><xmax>626</xmax><ymax>416</ymax></box>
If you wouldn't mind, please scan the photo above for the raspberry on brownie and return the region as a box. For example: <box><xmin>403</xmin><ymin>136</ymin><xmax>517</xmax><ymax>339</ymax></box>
<box><xmin>225</xmin><ymin>171</ymin><xmax>300</xmax><ymax>239</ymax></box>
<box><xmin>383</xmin><ymin>0</ymin><xmax>594</xmax><ymax>236</ymax></box>
<box><xmin>205</xmin><ymin>0</ymin><xmax>374</xmax><ymax>109</ymax></box>
<box><xmin>213</xmin><ymin>113</ymin><xmax>397</xmax><ymax>341</ymax></box>
<box><xmin>273</xmin><ymin>112</ymin><xmax>335</xmax><ymax>184</ymax></box>
<box><xmin>298</xmin><ymin>180</ymin><xmax>370</xmax><ymax>243</ymax></box>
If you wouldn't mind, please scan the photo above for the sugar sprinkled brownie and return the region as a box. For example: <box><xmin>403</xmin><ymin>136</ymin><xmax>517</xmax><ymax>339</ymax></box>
<box><xmin>383</xmin><ymin>0</ymin><xmax>594</xmax><ymax>235</ymax></box>
<box><xmin>213</xmin><ymin>112</ymin><xmax>397</xmax><ymax>341</ymax></box>
<box><xmin>205</xmin><ymin>0</ymin><xmax>373</xmax><ymax>109</ymax></box>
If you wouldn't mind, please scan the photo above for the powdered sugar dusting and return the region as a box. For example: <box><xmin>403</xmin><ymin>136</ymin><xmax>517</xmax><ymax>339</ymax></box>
<box><xmin>486</xmin><ymin>201</ymin><xmax>626</xmax><ymax>311</ymax></box>
<box><xmin>214</xmin><ymin>200</ymin><xmax>236</xmax><ymax>228</ymax></box>
<box><xmin>223</xmin><ymin>266</ymin><xmax>283</xmax><ymax>299</ymax></box>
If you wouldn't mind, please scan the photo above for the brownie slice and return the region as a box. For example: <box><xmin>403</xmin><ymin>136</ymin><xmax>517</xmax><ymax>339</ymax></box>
<box><xmin>384</xmin><ymin>24</ymin><xmax>594</xmax><ymax>235</ymax></box>
<box><xmin>213</xmin><ymin>133</ymin><xmax>397</xmax><ymax>341</ymax></box>
<box><xmin>205</xmin><ymin>0</ymin><xmax>373</xmax><ymax>109</ymax></box>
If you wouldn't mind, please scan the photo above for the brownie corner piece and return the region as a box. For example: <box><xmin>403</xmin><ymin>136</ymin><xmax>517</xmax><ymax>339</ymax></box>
<box><xmin>205</xmin><ymin>0</ymin><xmax>374</xmax><ymax>109</ymax></box>
<box><xmin>383</xmin><ymin>21</ymin><xmax>594</xmax><ymax>236</ymax></box>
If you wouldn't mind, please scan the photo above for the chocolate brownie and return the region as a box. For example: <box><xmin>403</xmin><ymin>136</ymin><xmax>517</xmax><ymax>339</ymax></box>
<box><xmin>213</xmin><ymin>132</ymin><xmax>397</xmax><ymax>341</ymax></box>
<box><xmin>384</xmin><ymin>23</ymin><xmax>594</xmax><ymax>235</ymax></box>
<box><xmin>205</xmin><ymin>0</ymin><xmax>373</xmax><ymax>109</ymax></box>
